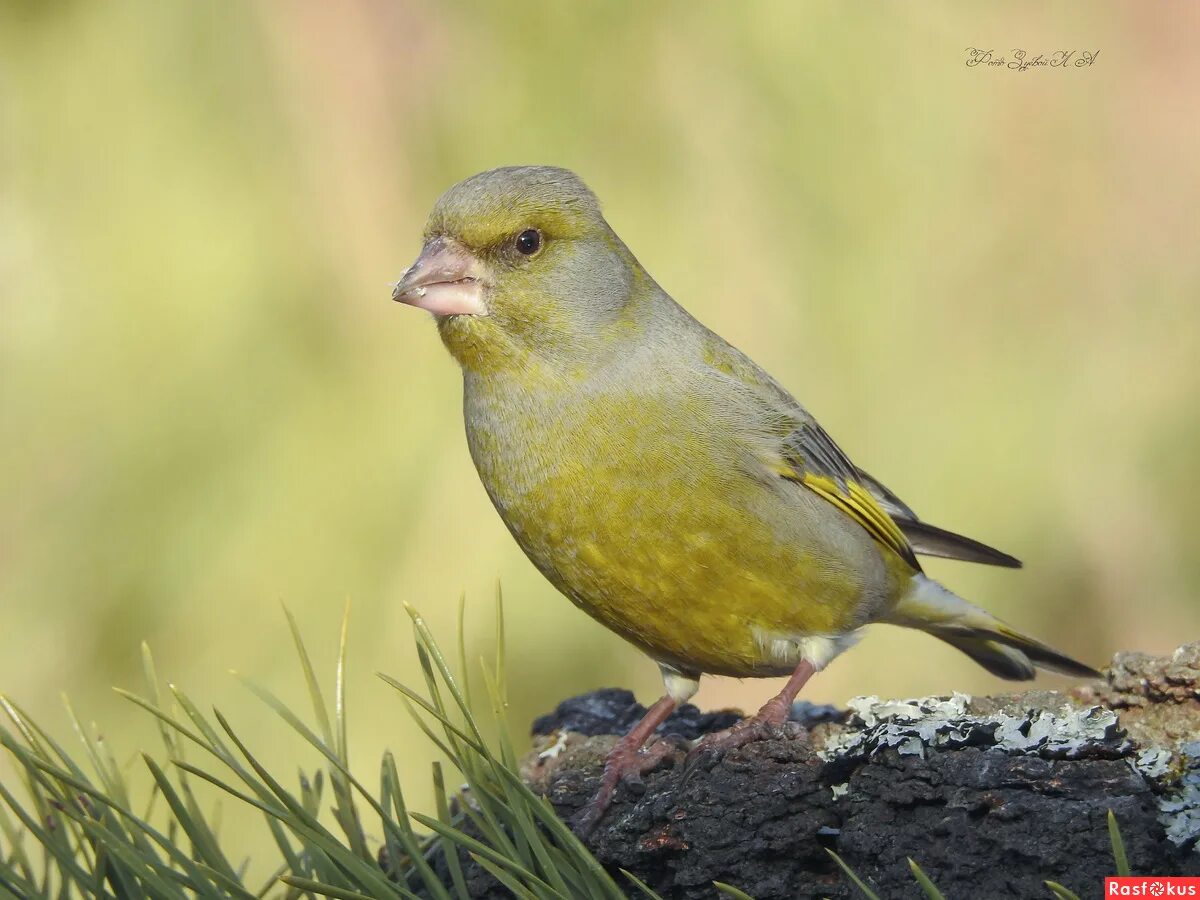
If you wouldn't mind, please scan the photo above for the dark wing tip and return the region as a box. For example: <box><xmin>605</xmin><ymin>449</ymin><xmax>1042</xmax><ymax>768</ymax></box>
<box><xmin>1030</xmin><ymin>654</ymin><xmax>1103</xmax><ymax>680</ymax></box>
<box><xmin>898</xmin><ymin>520</ymin><xmax>1023</xmax><ymax>569</ymax></box>
<box><xmin>1046</xmin><ymin>657</ymin><xmax>1104</xmax><ymax>679</ymax></box>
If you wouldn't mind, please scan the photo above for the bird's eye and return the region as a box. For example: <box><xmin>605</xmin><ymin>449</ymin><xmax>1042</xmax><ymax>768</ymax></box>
<box><xmin>515</xmin><ymin>228</ymin><xmax>542</xmax><ymax>256</ymax></box>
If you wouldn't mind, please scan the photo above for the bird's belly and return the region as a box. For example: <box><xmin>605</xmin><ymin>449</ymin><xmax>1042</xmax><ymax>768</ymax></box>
<box><xmin>468</xmin><ymin>403</ymin><xmax>891</xmax><ymax>677</ymax></box>
<box><xmin>542</xmin><ymin>514</ymin><xmax>870</xmax><ymax>677</ymax></box>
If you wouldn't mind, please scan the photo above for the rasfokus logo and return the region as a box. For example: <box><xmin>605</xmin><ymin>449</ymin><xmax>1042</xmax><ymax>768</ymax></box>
<box><xmin>1106</xmin><ymin>878</ymin><xmax>1200</xmax><ymax>896</ymax></box>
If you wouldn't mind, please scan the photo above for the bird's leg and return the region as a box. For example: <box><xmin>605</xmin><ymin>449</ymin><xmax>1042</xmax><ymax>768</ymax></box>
<box><xmin>574</xmin><ymin>666</ymin><xmax>699</xmax><ymax>836</ymax></box>
<box><xmin>573</xmin><ymin>694</ymin><xmax>678</xmax><ymax>836</ymax></box>
<box><xmin>688</xmin><ymin>659</ymin><xmax>817</xmax><ymax>761</ymax></box>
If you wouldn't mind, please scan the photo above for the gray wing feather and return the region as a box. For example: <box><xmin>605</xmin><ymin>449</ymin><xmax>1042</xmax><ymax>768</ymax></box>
<box><xmin>856</xmin><ymin>469</ymin><xmax>1022</xmax><ymax>569</ymax></box>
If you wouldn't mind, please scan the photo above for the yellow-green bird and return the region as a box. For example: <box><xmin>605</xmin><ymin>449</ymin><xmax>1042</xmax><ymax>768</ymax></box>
<box><xmin>392</xmin><ymin>166</ymin><xmax>1098</xmax><ymax>830</ymax></box>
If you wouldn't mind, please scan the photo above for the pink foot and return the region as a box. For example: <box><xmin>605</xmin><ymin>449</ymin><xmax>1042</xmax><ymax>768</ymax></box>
<box><xmin>574</xmin><ymin>738</ymin><xmax>679</xmax><ymax>836</ymax></box>
<box><xmin>689</xmin><ymin>717</ymin><xmax>792</xmax><ymax>756</ymax></box>
<box><xmin>684</xmin><ymin>660</ymin><xmax>817</xmax><ymax>774</ymax></box>
<box><xmin>683</xmin><ymin>698</ymin><xmax>805</xmax><ymax>776</ymax></box>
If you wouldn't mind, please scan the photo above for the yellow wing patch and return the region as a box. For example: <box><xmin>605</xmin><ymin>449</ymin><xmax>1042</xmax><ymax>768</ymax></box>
<box><xmin>771</xmin><ymin>462</ymin><xmax>919</xmax><ymax>569</ymax></box>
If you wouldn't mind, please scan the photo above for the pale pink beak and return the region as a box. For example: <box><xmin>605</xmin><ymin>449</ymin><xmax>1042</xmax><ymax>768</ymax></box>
<box><xmin>392</xmin><ymin>237</ymin><xmax>488</xmax><ymax>317</ymax></box>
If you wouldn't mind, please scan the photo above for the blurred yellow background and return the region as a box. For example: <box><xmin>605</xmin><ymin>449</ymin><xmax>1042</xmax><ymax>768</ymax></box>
<box><xmin>2</xmin><ymin>0</ymin><xmax>1198</xmax><ymax>875</ymax></box>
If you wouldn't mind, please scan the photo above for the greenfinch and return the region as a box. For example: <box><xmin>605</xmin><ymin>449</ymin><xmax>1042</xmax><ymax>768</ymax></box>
<box><xmin>393</xmin><ymin>166</ymin><xmax>1098</xmax><ymax>829</ymax></box>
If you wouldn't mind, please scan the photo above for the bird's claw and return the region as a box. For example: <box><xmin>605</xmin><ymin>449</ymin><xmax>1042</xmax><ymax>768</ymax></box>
<box><xmin>572</xmin><ymin>738</ymin><xmax>679</xmax><ymax>838</ymax></box>
<box><xmin>681</xmin><ymin>717</ymin><xmax>804</xmax><ymax>780</ymax></box>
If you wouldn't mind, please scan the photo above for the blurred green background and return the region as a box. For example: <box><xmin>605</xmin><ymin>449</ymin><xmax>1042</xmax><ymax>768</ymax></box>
<box><xmin>2</xmin><ymin>0</ymin><xmax>1198</xmax><ymax>875</ymax></box>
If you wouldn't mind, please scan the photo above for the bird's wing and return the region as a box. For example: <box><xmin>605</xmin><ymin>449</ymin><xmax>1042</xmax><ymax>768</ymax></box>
<box><xmin>700</xmin><ymin>334</ymin><xmax>1017</xmax><ymax>569</ymax></box>
<box><xmin>852</xmin><ymin>469</ymin><xmax>917</xmax><ymax>520</ymax></box>
<box><xmin>695</xmin><ymin>336</ymin><xmax>920</xmax><ymax>569</ymax></box>
<box><xmin>855</xmin><ymin>470</ymin><xmax>1021</xmax><ymax>568</ymax></box>
<box><xmin>763</xmin><ymin>416</ymin><xmax>922</xmax><ymax>570</ymax></box>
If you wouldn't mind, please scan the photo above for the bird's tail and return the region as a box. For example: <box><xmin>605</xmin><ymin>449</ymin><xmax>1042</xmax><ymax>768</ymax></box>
<box><xmin>883</xmin><ymin>575</ymin><xmax>1101</xmax><ymax>681</ymax></box>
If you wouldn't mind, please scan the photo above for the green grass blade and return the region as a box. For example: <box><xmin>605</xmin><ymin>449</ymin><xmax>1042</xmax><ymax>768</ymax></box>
<box><xmin>168</xmin><ymin>686</ymin><xmax>238</xmax><ymax>760</ymax></box>
<box><xmin>137</xmin><ymin>643</ymin><xmax>229</xmax><ymax>865</ymax></box>
<box><xmin>460</xmin><ymin>693</ymin><xmax>562</xmax><ymax>894</ymax></box>
<box><xmin>622</xmin><ymin>869</ymin><xmax>668</xmax><ymax>899</ymax></box>
<box><xmin>280</xmin><ymin>605</ymin><xmax>368</xmax><ymax>859</ymax></box>
<box><xmin>0</xmin><ymin>602</ymin><xmax>641</xmax><ymax>900</ymax></box>
<box><xmin>376</xmin><ymin>675</ymin><xmax>487</xmax><ymax>756</ymax></box>
<box><xmin>253</xmin><ymin>862</ymin><xmax>290</xmax><ymax>899</ymax></box>
<box><xmin>494</xmin><ymin>583</ymin><xmax>507</xmax><ymax>710</ymax></box>
<box><xmin>1</xmin><ymin>709</ymin><xmax>94</xmax><ymax>801</ymax></box>
<box><xmin>398</xmin><ymin>607</ymin><xmax>611</xmax><ymax>898</ymax></box>
<box><xmin>0</xmin><ymin>869</ymin><xmax>40</xmax><ymax>900</ymax></box>
<box><xmin>113</xmin><ymin>689</ymin><xmax>208</xmax><ymax>755</ymax></box>
<box><xmin>60</xmin><ymin>696</ymin><xmax>117</xmax><ymax>796</ymax></box>
<box><xmin>335</xmin><ymin>601</ymin><xmax>350</xmax><ymax>760</ymax></box>
<box><xmin>68</xmin><ymin>803</ymin><xmax>253</xmax><ymax>900</ymax></box>
<box><xmin>232</xmin><ymin>675</ymin><xmax>371</xmax><ymax>860</ymax></box>
<box><xmin>64</xmin><ymin>815</ymin><xmax>179</xmax><ymax>898</ymax></box>
<box><xmin>413</xmin><ymin>643</ymin><xmax>467</xmax><ymax>768</ymax></box>
<box><xmin>177</xmin><ymin>758</ymin><xmax>398</xmax><ymax>899</ymax></box>
<box><xmin>118</xmin><ymin>689</ymin><xmax>284</xmax><ymax>823</ymax></box>
<box><xmin>714</xmin><ymin>882</ymin><xmax>756</xmax><ymax>899</ymax></box>
<box><xmin>485</xmin><ymin>763</ymin><xmax>566</xmax><ymax>895</ymax></box>
<box><xmin>403</xmin><ymin>606</ymin><xmax>485</xmax><ymax>745</ymax></box>
<box><xmin>233</xmin><ymin>680</ymin><xmax>328</xmax><ymax>759</ymax></box>
<box><xmin>1107</xmin><ymin>810</ymin><xmax>1130</xmax><ymax>876</ymax></box>
<box><xmin>0</xmin><ymin>799</ymin><xmax>35</xmax><ymax>883</ymax></box>
<box><xmin>279</xmin><ymin>876</ymin><xmax>404</xmax><ymax>900</ymax></box>
<box><xmin>1045</xmin><ymin>882</ymin><xmax>1083</xmax><ymax>900</ymax></box>
<box><xmin>479</xmin><ymin>664</ymin><xmax>518</xmax><ymax>771</ymax></box>
<box><xmin>456</xmin><ymin>593</ymin><xmax>471</xmax><ymax>714</ymax></box>
<box><xmin>0</xmin><ymin>732</ymin><xmax>101</xmax><ymax>884</ymax></box>
<box><xmin>297</xmin><ymin>770</ymin><xmax>321</xmax><ymax>820</ymax></box>
<box><xmin>0</xmin><ymin>772</ymin><xmax>107</xmax><ymax>891</ymax></box>
<box><xmin>907</xmin><ymin>858</ymin><xmax>945</xmax><ymax>900</ymax></box>
<box><xmin>172</xmin><ymin>762</ymin><xmax>289</xmax><ymax>823</ymax></box>
<box><xmin>401</xmin><ymin>616</ymin><xmax>570</xmax><ymax>897</ymax></box>
<box><xmin>389</xmin><ymin>701</ymin><xmax>524</xmax><ymax>882</ymax></box>
<box><xmin>389</xmin><ymin>609</ymin><xmax>622</xmax><ymax>900</ymax></box>
<box><xmin>283</xmin><ymin>607</ymin><xmax>334</xmax><ymax>747</ymax></box>
<box><xmin>410</xmin><ymin>812</ymin><xmax>564</xmax><ymax>898</ymax></box>
<box><xmin>230</xmin><ymin>678</ymin><xmax>447</xmax><ymax>882</ymax></box>
<box><xmin>213</xmin><ymin>711</ymin><xmax>402</xmax><ymax>896</ymax></box>
<box><xmin>7</xmin><ymin>738</ymin><xmax>254</xmax><ymax>899</ymax></box>
<box><xmin>469</xmin><ymin>854</ymin><xmax>542</xmax><ymax>900</ymax></box>
<box><xmin>141</xmin><ymin>643</ymin><xmax>180</xmax><ymax>760</ymax></box>
<box><xmin>378</xmin><ymin>752</ymin><xmax>454</xmax><ymax>900</ymax></box>
<box><xmin>432</xmin><ymin>762</ymin><xmax>471</xmax><ymax>900</ymax></box>
<box><xmin>0</xmin><ymin>698</ymin><xmax>53</xmax><ymax>763</ymax></box>
<box><xmin>397</xmin><ymin>696</ymin><xmax>462</xmax><ymax>765</ymax></box>
<box><xmin>455</xmin><ymin>800</ymin><xmax>522</xmax><ymax>879</ymax></box>
<box><xmin>1</xmin><ymin>697</ymin><xmax>99</xmax><ymax>861</ymax></box>
<box><xmin>826</xmin><ymin>850</ymin><xmax>882</xmax><ymax>900</ymax></box>
<box><xmin>211</xmin><ymin>711</ymin><xmax>323</xmax><ymax>824</ymax></box>
<box><xmin>142</xmin><ymin>754</ymin><xmax>239</xmax><ymax>883</ymax></box>
<box><xmin>533</xmin><ymin>843</ymin><xmax>600</xmax><ymax>900</ymax></box>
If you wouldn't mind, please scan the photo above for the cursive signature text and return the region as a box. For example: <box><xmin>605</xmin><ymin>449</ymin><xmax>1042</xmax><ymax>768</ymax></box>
<box><xmin>965</xmin><ymin>48</ymin><xmax>1100</xmax><ymax>71</ymax></box>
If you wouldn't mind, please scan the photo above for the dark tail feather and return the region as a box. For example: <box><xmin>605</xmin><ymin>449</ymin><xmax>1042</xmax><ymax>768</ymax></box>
<box><xmin>892</xmin><ymin>576</ymin><xmax>1103</xmax><ymax>680</ymax></box>
<box><xmin>898</xmin><ymin>520</ymin><xmax>1022</xmax><ymax>569</ymax></box>
<box><xmin>937</xmin><ymin>630</ymin><xmax>1101</xmax><ymax>680</ymax></box>
<box><xmin>937</xmin><ymin>634</ymin><xmax>1037</xmax><ymax>680</ymax></box>
<box><xmin>986</xmin><ymin>624</ymin><xmax>1104</xmax><ymax>678</ymax></box>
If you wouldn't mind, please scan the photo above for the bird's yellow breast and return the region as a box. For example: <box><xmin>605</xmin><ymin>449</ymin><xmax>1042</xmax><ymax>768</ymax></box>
<box><xmin>463</xmin><ymin>367</ymin><xmax>904</xmax><ymax>677</ymax></box>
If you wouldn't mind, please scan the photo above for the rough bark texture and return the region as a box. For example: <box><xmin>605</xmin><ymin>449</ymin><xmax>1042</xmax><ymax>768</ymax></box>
<box><xmin>446</xmin><ymin>644</ymin><xmax>1200</xmax><ymax>898</ymax></box>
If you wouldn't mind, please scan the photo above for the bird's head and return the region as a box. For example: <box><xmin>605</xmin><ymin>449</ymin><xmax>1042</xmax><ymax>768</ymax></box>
<box><xmin>393</xmin><ymin>166</ymin><xmax>648</xmax><ymax>374</ymax></box>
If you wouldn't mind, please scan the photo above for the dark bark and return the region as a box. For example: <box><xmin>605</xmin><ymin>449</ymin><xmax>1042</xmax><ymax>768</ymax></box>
<box><xmin>442</xmin><ymin>644</ymin><xmax>1200</xmax><ymax>899</ymax></box>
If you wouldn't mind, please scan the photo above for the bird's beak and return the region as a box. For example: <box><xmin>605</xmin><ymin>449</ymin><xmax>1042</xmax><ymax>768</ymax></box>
<box><xmin>392</xmin><ymin>237</ymin><xmax>489</xmax><ymax>316</ymax></box>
